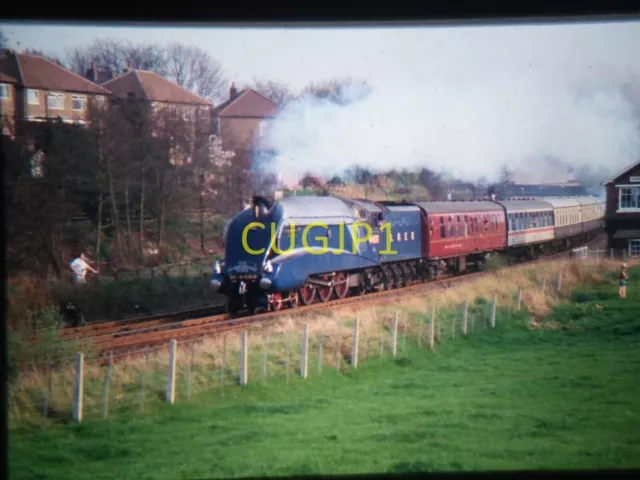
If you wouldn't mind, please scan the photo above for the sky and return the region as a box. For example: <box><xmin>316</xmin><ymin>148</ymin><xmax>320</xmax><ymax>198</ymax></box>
<box><xmin>2</xmin><ymin>20</ymin><xmax>640</xmax><ymax>186</ymax></box>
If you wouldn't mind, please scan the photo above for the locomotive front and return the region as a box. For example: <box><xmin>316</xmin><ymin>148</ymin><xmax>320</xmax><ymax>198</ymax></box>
<box><xmin>209</xmin><ymin>196</ymin><xmax>283</xmax><ymax>314</ymax></box>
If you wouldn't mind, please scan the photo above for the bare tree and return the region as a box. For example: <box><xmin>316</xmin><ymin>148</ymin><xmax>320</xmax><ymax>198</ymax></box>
<box><xmin>251</xmin><ymin>77</ymin><xmax>295</xmax><ymax>105</ymax></box>
<box><xmin>0</xmin><ymin>29</ymin><xmax>9</xmax><ymax>49</ymax></box>
<box><xmin>165</xmin><ymin>42</ymin><xmax>227</xmax><ymax>102</ymax></box>
<box><xmin>301</xmin><ymin>77</ymin><xmax>372</xmax><ymax>105</ymax></box>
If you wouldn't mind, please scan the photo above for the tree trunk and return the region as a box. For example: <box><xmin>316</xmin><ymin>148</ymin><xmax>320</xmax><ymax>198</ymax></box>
<box><xmin>139</xmin><ymin>152</ymin><xmax>146</xmax><ymax>261</ymax></box>
<box><xmin>105</xmin><ymin>149</ymin><xmax>123</xmax><ymax>261</ymax></box>
<box><xmin>124</xmin><ymin>176</ymin><xmax>132</xmax><ymax>255</ymax></box>
<box><xmin>199</xmin><ymin>187</ymin><xmax>206</xmax><ymax>255</ymax></box>
<box><xmin>95</xmin><ymin>189</ymin><xmax>103</xmax><ymax>262</ymax></box>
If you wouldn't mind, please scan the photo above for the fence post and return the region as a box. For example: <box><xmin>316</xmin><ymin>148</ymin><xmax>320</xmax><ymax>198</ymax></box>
<box><xmin>318</xmin><ymin>334</ymin><xmax>324</xmax><ymax>375</ymax></box>
<box><xmin>516</xmin><ymin>286</ymin><xmax>523</xmax><ymax>312</ymax></box>
<box><xmin>542</xmin><ymin>277</ymin><xmax>547</xmax><ymax>294</ymax></box>
<box><xmin>490</xmin><ymin>294</ymin><xmax>497</xmax><ymax>328</ymax></box>
<box><xmin>166</xmin><ymin>339</ymin><xmax>177</xmax><ymax>404</ymax></box>
<box><xmin>262</xmin><ymin>333</ymin><xmax>269</xmax><ymax>381</ymax></box>
<box><xmin>417</xmin><ymin>312</ymin><xmax>424</xmax><ymax>347</ymax></box>
<box><xmin>187</xmin><ymin>343</ymin><xmax>195</xmax><ymax>401</ymax></box>
<box><xmin>239</xmin><ymin>330</ymin><xmax>248</xmax><ymax>386</ymax></box>
<box><xmin>428</xmin><ymin>305</ymin><xmax>435</xmax><ymax>349</ymax></box>
<box><xmin>300</xmin><ymin>324</ymin><xmax>309</xmax><ymax>378</ymax></box>
<box><xmin>462</xmin><ymin>300</ymin><xmax>468</xmax><ymax>336</ymax></box>
<box><xmin>391</xmin><ymin>313</ymin><xmax>398</xmax><ymax>358</ymax></box>
<box><xmin>103</xmin><ymin>351</ymin><xmax>113</xmax><ymax>418</ymax></box>
<box><xmin>610</xmin><ymin>248</ymin><xmax>614</xmax><ymax>261</ymax></box>
<box><xmin>351</xmin><ymin>318</ymin><xmax>360</xmax><ymax>367</ymax></box>
<box><xmin>72</xmin><ymin>352</ymin><xmax>84</xmax><ymax>423</ymax></box>
<box><xmin>556</xmin><ymin>272</ymin><xmax>562</xmax><ymax>291</ymax></box>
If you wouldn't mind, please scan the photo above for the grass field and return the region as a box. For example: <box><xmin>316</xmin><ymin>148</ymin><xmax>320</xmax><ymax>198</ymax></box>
<box><xmin>9</xmin><ymin>264</ymin><xmax>640</xmax><ymax>479</ymax></box>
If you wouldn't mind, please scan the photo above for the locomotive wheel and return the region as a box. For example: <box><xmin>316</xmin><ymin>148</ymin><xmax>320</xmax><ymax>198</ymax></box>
<box><xmin>333</xmin><ymin>273</ymin><xmax>349</xmax><ymax>299</ymax></box>
<box><xmin>270</xmin><ymin>293</ymin><xmax>284</xmax><ymax>312</ymax></box>
<box><xmin>317</xmin><ymin>282</ymin><xmax>334</xmax><ymax>303</ymax></box>
<box><xmin>298</xmin><ymin>284</ymin><xmax>316</xmax><ymax>305</ymax></box>
<box><xmin>287</xmin><ymin>291</ymin><xmax>299</xmax><ymax>309</ymax></box>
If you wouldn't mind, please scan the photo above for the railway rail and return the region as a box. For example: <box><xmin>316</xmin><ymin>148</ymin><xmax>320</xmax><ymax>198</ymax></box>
<box><xmin>87</xmin><ymin>234</ymin><xmax>607</xmax><ymax>364</ymax></box>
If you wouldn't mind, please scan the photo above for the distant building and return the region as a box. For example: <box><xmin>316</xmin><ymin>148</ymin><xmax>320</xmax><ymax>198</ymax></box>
<box><xmin>603</xmin><ymin>159</ymin><xmax>640</xmax><ymax>257</ymax></box>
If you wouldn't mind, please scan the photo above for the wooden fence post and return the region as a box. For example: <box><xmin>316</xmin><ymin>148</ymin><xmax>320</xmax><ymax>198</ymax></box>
<box><xmin>103</xmin><ymin>351</ymin><xmax>113</xmax><ymax>418</ymax></box>
<box><xmin>318</xmin><ymin>334</ymin><xmax>324</xmax><ymax>375</ymax></box>
<box><xmin>428</xmin><ymin>305</ymin><xmax>436</xmax><ymax>349</ymax></box>
<box><xmin>187</xmin><ymin>343</ymin><xmax>195</xmax><ymax>401</ymax></box>
<box><xmin>300</xmin><ymin>324</ymin><xmax>309</xmax><ymax>378</ymax></box>
<box><xmin>239</xmin><ymin>331</ymin><xmax>248</xmax><ymax>385</ymax></box>
<box><xmin>462</xmin><ymin>300</ymin><xmax>468</xmax><ymax>336</ymax></box>
<box><xmin>391</xmin><ymin>313</ymin><xmax>398</xmax><ymax>358</ymax></box>
<box><xmin>516</xmin><ymin>286</ymin><xmax>523</xmax><ymax>312</ymax></box>
<box><xmin>166</xmin><ymin>339</ymin><xmax>178</xmax><ymax>404</ymax></box>
<box><xmin>351</xmin><ymin>318</ymin><xmax>360</xmax><ymax>367</ymax></box>
<box><xmin>417</xmin><ymin>312</ymin><xmax>424</xmax><ymax>347</ymax></box>
<box><xmin>556</xmin><ymin>272</ymin><xmax>562</xmax><ymax>291</ymax></box>
<box><xmin>72</xmin><ymin>353</ymin><xmax>84</xmax><ymax>423</ymax></box>
<box><xmin>490</xmin><ymin>294</ymin><xmax>497</xmax><ymax>328</ymax></box>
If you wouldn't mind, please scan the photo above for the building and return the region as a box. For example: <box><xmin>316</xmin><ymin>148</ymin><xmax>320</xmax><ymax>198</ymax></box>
<box><xmin>0</xmin><ymin>48</ymin><xmax>110</xmax><ymax>136</ymax></box>
<box><xmin>100</xmin><ymin>68</ymin><xmax>214</xmax><ymax>166</ymax></box>
<box><xmin>212</xmin><ymin>83</ymin><xmax>279</xmax><ymax>153</ymax></box>
<box><xmin>603</xmin><ymin>159</ymin><xmax>640</xmax><ymax>257</ymax></box>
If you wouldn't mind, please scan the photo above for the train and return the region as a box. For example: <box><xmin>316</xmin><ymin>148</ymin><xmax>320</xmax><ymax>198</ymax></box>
<box><xmin>209</xmin><ymin>194</ymin><xmax>605</xmax><ymax>315</ymax></box>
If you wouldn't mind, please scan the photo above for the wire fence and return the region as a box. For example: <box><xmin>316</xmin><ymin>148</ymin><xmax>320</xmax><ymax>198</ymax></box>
<box><xmin>8</xmin><ymin>246</ymin><xmax>635</xmax><ymax>429</ymax></box>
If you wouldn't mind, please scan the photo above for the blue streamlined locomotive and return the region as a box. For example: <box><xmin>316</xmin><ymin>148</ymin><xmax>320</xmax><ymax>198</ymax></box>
<box><xmin>210</xmin><ymin>194</ymin><xmax>604</xmax><ymax>316</ymax></box>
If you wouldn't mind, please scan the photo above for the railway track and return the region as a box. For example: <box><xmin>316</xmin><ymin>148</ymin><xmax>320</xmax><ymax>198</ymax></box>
<box><xmin>89</xmin><ymin>234</ymin><xmax>607</xmax><ymax>364</ymax></box>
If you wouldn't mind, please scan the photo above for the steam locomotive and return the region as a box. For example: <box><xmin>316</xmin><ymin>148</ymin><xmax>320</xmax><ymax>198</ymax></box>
<box><xmin>209</xmin><ymin>194</ymin><xmax>604</xmax><ymax>315</ymax></box>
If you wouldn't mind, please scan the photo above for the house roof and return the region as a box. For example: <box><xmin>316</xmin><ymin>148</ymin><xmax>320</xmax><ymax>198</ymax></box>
<box><xmin>213</xmin><ymin>89</ymin><xmax>279</xmax><ymax>118</ymax></box>
<box><xmin>101</xmin><ymin>69</ymin><xmax>211</xmax><ymax>106</ymax></box>
<box><xmin>603</xmin><ymin>159</ymin><xmax>640</xmax><ymax>185</ymax></box>
<box><xmin>0</xmin><ymin>49</ymin><xmax>109</xmax><ymax>94</ymax></box>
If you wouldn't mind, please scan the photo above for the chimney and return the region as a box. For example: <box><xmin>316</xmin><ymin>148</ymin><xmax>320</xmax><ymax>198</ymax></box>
<box><xmin>230</xmin><ymin>82</ymin><xmax>237</xmax><ymax>99</ymax></box>
<box><xmin>85</xmin><ymin>65</ymin><xmax>95</xmax><ymax>82</ymax></box>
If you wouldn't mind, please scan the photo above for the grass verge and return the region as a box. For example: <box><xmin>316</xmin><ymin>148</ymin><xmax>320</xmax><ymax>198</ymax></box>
<box><xmin>8</xmin><ymin>259</ymin><xmax>640</xmax><ymax>478</ymax></box>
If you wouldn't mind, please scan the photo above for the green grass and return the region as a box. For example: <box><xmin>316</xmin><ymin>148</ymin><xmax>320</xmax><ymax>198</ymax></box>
<box><xmin>9</xmin><ymin>267</ymin><xmax>640</xmax><ymax>479</ymax></box>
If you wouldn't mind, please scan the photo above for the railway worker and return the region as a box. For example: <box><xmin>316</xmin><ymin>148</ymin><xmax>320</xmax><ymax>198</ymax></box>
<box><xmin>618</xmin><ymin>263</ymin><xmax>628</xmax><ymax>299</ymax></box>
<box><xmin>69</xmin><ymin>252</ymin><xmax>99</xmax><ymax>285</ymax></box>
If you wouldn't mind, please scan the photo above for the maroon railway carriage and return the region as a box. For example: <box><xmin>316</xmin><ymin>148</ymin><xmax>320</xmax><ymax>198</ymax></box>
<box><xmin>414</xmin><ymin>201</ymin><xmax>507</xmax><ymax>275</ymax></box>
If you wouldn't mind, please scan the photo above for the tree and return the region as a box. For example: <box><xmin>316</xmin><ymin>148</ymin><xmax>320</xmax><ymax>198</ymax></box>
<box><xmin>301</xmin><ymin>77</ymin><xmax>372</xmax><ymax>105</ymax></box>
<box><xmin>0</xmin><ymin>29</ymin><xmax>8</xmax><ymax>49</ymax></box>
<box><xmin>165</xmin><ymin>42</ymin><xmax>227</xmax><ymax>102</ymax></box>
<box><xmin>66</xmin><ymin>38</ymin><xmax>168</xmax><ymax>78</ymax></box>
<box><xmin>251</xmin><ymin>78</ymin><xmax>294</xmax><ymax>105</ymax></box>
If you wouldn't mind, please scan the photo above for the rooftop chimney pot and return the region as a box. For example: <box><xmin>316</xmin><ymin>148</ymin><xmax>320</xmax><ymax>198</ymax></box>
<box><xmin>230</xmin><ymin>82</ymin><xmax>237</xmax><ymax>99</ymax></box>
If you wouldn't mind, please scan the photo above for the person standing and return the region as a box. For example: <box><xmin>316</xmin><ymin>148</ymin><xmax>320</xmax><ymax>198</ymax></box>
<box><xmin>69</xmin><ymin>253</ymin><xmax>99</xmax><ymax>285</ymax></box>
<box><xmin>618</xmin><ymin>263</ymin><xmax>628</xmax><ymax>299</ymax></box>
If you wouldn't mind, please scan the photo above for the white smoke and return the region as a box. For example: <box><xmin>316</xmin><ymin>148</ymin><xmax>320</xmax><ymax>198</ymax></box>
<box><xmin>262</xmin><ymin>72</ymin><xmax>640</xmax><ymax>187</ymax></box>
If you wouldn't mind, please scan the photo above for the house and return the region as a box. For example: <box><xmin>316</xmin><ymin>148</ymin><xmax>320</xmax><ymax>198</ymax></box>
<box><xmin>212</xmin><ymin>83</ymin><xmax>279</xmax><ymax>152</ymax></box>
<box><xmin>100</xmin><ymin>68</ymin><xmax>213</xmax><ymax>166</ymax></box>
<box><xmin>603</xmin><ymin>159</ymin><xmax>640</xmax><ymax>257</ymax></box>
<box><xmin>0</xmin><ymin>48</ymin><xmax>110</xmax><ymax>135</ymax></box>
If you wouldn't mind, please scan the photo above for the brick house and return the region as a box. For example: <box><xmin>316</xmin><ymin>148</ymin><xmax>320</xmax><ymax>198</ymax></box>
<box><xmin>211</xmin><ymin>83</ymin><xmax>280</xmax><ymax>203</ymax></box>
<box><xmin>603</xmin><ymin>159</ymin><xmax>640</xmax><ymax>257</ymax></box>
<box><xmin>100</xmin><ymin>68</ymin><xmax>214</xmax><ymax>167</ymax></box>
<box><xmin>0</xmin><ymin>48</ymin><xmax>109</xmax><ymax>135</ymax></box>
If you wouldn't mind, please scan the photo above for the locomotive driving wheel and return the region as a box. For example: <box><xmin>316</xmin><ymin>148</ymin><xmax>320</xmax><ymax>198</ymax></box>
<box><xmin>270</xmin><ymin>293</ymin><xmax>284</xmax><ymax>312</ymax></box>
<box><xmin>298</xmin><ymin>284</ymin><xmax>316</xmax><ymax>305</ymax></box>
<box><xmin>317</xmin><ymin>279</ymin><xmax>334</xmax><ymax>303</ymax></box>
<box><xmin>333</xmin><ymin>273</ymin><xmax>349</xmax><ymax>299</ymax></box>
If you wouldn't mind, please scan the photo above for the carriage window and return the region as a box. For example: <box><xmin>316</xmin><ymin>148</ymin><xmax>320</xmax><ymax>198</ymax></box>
<box><xmin>449</xmin><ymin>218</ymin><xmax>455</xmax><ymax>237</ymax></box>
<box><xmin>404</xmin><ymin>232</ymin><xmax>408</xmax><ymax>241</ymax></box>
<box><xmin>397</xmin><ymin>232</ymin><xmax>401</xmax><ymax>242</ymax></box>
<box><xmin>411</xmin><ymin>231</ymin><xmax>415</xmax><ymax>241</ymax></box>
<box><xmin>429</xmin><ymin>220</ymin><xmax>434</xmax><ymax>237</ymax></box>
<box><xmin>440</xmin><ymin>217</ymin><xmax>446</xmax><ymax>238</ymax></box>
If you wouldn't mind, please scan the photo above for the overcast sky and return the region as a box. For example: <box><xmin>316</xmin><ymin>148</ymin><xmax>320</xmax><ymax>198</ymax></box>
<box><xmin>2</xmin><ymin>20</ymin><xmax>640</xmax><ymax>183</ymax></box>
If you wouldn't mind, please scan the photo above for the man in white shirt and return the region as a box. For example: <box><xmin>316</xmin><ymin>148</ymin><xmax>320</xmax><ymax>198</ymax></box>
<box><xmin>69</xmin><ymin>253</ymin><xmax>99</xmax><ymax>284</ymax></box>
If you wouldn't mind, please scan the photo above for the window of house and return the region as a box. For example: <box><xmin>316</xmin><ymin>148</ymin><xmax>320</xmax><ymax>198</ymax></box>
<box><xmin>629</xmin><ymin>239</ymin><xmax>640</xmax><ymax>258</ymax></box>
<box><xmin>619</xmin><ymin>187</ymin><xmax>640</xmax><ymax>210</ymax></box>
<box><xmin>27</xmin><ymin>89</ymin><xmax>39</xmax><ymax>105</ymax></box>
<box><xmin>0</xmin><ymin>83</ymin><xmax>10</xmax><ymax>99</ymax></box>
<box><xmin>72</xmin><ymin>95</ymin><xmax>86</xmax><ymax>111</ymax></box>
<box><xmin>47</xmin><ymin>92</ymin><xmax>65</xmax><ymax>110</ymax></box>
<box><xmin>184</xmin><ymin>106</ymin><xmax>195</xmax><ymax>121</ymax></box>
